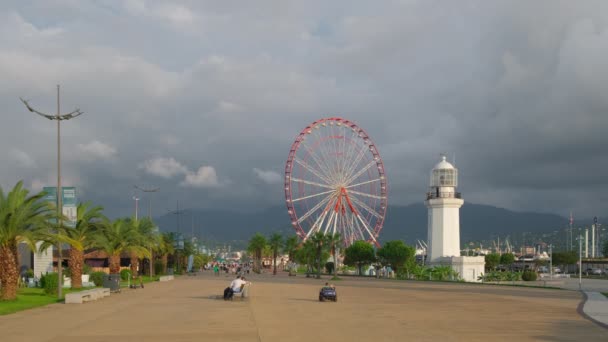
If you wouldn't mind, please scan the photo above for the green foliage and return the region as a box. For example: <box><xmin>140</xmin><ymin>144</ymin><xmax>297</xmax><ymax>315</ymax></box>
<box><xmin>485</xmin><ymin>253</ymin><xmax>501</xmax><ymax>270</ymax></box>
<box><xmin>407</xmin><ymin>264</ymin><xmax>460</xmax><ymax>281</ymax></box>
<box><xmin>25</xmin><ymin>269</ymin><xmax>34</xmax><ymax>279</ymax></box>
<box><xmin>325</xmin><ymin>262</ymin><xmax>334</xmax><ymax>274</ymax></box>
<box><xmin>120</xmin><ymin>269</ymin><xmax>131</xmax><ymax>281</ymax></box>
<box><xmin>478</xmin><ymin>270</ymin><xmax>522</xmax><ymax>282</ymax></box>
<box><xmin>0</xmin><ymin>288</ymin><xmax>65</xmax><ymax>315</ymax></box>
<box><xmin>376</xmin><ymin>240</ymin><xmax>415</xmax><ymax>273</ymax></box>
<box><xmin>500</xmin><ymin>253</ymin><xmax>515</xmax><ymax>266</ymax></box>
<box><xmin>0</xmin><ymin>181</ymin><xmax>55</xmax><ymax>300</ymax></box>
<box><xmin>268</xmin><ymin>232</ymin><xmax>283</xmax><ymax>274</ymax></box>
<box><xmin>41</xmin><ymin>273</ymin><xmax>59</xmax><ymax>295</ymax></box>
<box><xmin>552</xmin><ymin>251</ymin><xmax>578</xmax><ymax>265</ymax></box>
<box><xmin>247</xmin><ymin>233</ymin><xmax>267</xmax><ymax>273</ymax></box>
<box><xmin>82</xmin><ymin>264</ymin><xmax>92</xmax><ymax>275</ymax></box>
<box><xmin>310</xmin><ymin>232</ymin><xmax>330</xmax><ymax>278</ymax></box>
<box><xmin>89</xmin><ymin>272</ymin><xmax>105</xmax><ymax>287</ymax></box>
<box><xmin>343</xmin><ymin>240</ymin><xmax>376</xmax><ymax>275</ymax></box>
<box><xmin>522</xmin><ymin>270</ymin><xmax>538</xmax><ymax>281</ymax></box>
<box><xmin>283</xmin><ymin>235</ymin><xmax>299</xmax><ymax>261</ymax></box>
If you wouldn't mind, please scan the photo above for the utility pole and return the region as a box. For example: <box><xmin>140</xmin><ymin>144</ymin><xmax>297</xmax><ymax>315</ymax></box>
<box><xmin>21</xmin><ymin>85</ymin><xmax>84</xmax><ymax>299</ymax></box>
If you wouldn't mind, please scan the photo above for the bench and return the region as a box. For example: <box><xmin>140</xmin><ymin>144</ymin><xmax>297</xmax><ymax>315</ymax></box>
<box><xmin>231</xmin><ymin>283</ymin><xmax>251</xmax><ymax>300</ymax></box>
<box><xmin>65</xmin><ymin>288</ymin><xmax>111</xmax><ymax>304</ymax></box>
<box><xmin>159</xmin><ymin>275</ymin><xmax>174</xmax><ymax>282</ymax></box>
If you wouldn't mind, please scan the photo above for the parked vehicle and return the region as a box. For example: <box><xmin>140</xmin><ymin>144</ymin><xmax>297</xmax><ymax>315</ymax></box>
<box><xmin>587</xmin><ymin>268</ymin><xmax>604</xmax><ymax>275</ymax></box>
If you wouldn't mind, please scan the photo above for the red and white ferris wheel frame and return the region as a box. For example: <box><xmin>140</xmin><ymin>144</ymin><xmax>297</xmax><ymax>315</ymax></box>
<box><xmin>284</xmin><ymin>117</ymin><xmax>388</xmax><ymax>247</ymax></box>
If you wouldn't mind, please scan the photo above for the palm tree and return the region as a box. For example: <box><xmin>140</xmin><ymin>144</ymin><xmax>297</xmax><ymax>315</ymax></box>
<box><xmin>92</xmin><ymin>218</ymin><xmax>149</xmax><ymax>274</ymax></box>
<box><xmin>247</xmin><ymin>233</ymin><xmax>267</xmax><ymax>273</ymax></box>
<box><xmin>295</xmin><ymin>240</ymin><xmax>315</xmax><ymax>277</ymax></box>
<box><xmin>268</xmin><ymin>233</ymin><xmax>283</xmax><ymax>275</ymax></box>
<box><xmin>126</xmin><ymin>217</ymin><xmax>156</xmax><ymax>278</ymax></box>
<box><xmin>310</xmin><ymin>231</ymin><xmax>329</xmax><ymax>279</ymax></box>
<box><xmin>157</xmin><ymin>232</ymin><xmax>175</xmax><ymax>274</ymax></box>
<box><xmin>327</xmin><ymin>233</ymin><xmax>342</xmax><ymax>279</ymax></box>
<box><xmin>0</xmin><ymin>181</ymin><xmax>54</xmax><ymax>300</ymax></box>
<box><xmin>54</xmin><ymin>202</ymin><xmax>106</xmax><ymax>289</ymax></box>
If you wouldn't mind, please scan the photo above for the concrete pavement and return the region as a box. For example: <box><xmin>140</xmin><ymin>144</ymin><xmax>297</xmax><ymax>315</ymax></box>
<box><xmin>0</xmin><ymin>272</ymin><xmax>606</xmax><ymax>341</ymax></box>
<box><xmin>583</xmin><ymin>292</ymin><xmax>608</xmax><ymax>327</ymax></box>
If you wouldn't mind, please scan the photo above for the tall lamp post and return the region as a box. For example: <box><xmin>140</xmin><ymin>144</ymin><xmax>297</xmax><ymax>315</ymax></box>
<box><xmin>134</xmin><ymin>185</ymin><xmax>160</xmax><ymax>276</ymax></box>
<box><xmin>548</xmin><ymin>244</ymin><xmax>553</xmax><ymax>279</ymax></box>
<box><xmin>21</xmin><ymin>85</ymin><xmax>84</xmax><ymax>299</ymax></box>
<box><xmin>168</xmin><ymin>201</ymin><xmax>185</xmax><ymax>273</ymax></box>
<box><xmin>578</xmin><ymin>234</ymin><xmax>583</xmax><ymax>291</ymax></box>
<box><xmin>134</xmin><ymin>185</ymin><xmax>160</xmax><ymax>219</ymax></box>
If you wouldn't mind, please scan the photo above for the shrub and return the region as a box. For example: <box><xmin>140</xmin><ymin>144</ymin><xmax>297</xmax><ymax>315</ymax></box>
<box><xmin>82</xmin><ymin>264</ymin><xmax>92</xmax><ymax>275</ymax></box>
<box><xmin>41</xmin><ymin>272</ymin><xmax>59</xmax><ymax>295</ymax></box>
<box><xmin>25</xmin><ymin>269</ymin><xmax>35</xmax><ymax>279</ymax></box>
<box><xmin>522</xmin><ymin>270</ymin><xmax>538</xmax><ymax>281</ymax></box>
<box><xmin>120</xmin><ymin>269</ymin><xmax>131</xmax><ymax>281</ymax></box>
<box><xmin>90</xmin><ymin>271</ymin><xmax>106</xmax><ymax>287</ymax></box>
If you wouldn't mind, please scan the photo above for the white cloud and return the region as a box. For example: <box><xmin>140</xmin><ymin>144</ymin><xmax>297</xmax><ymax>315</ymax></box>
<box><xmin>9</xmin><ymin>149</ymin><xmax>36</xmax><ymax>168</ymax></box>
<box><xmin>76</xmin><ymin>140</ymin><xmax>117</xmax><ymax>160</ymax></box>
<box><xmin>253</xmin><ymin>168</ymin><xmax>282</xmax><ymax>184</ymax></box>
<box><xmin>140</xmin><ymin>157</ymin><xmax>188</xmax><ymax>178</ymax></box>
<box><xmin>124</xmin><ymin>1</ymin><xmax>197</xmax><ymax>30</ymax></box>
<box><xmin>181</xmin><ymin>166</ymin><xmax>221</xmax><ymax>188</ymax></box>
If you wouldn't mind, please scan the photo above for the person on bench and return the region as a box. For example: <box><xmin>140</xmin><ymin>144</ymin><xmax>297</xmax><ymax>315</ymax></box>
<box><xmin>224</xmin><ymin>276</ymin><xmax>246</xmax><ymax>300</ymax></box>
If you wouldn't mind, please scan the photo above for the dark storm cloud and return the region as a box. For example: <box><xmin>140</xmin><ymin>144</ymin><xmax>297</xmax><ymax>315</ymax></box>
<box><xmin>1</xmin><ymin>0</ymin><xmax>607</xmax><ymax>219</ymax></box>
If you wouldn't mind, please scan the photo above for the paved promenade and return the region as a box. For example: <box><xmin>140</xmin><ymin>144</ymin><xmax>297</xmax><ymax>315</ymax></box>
<box><xmin>0</xmin><ymin>272</ymin><xmax>606</xmax><ymax>341</ymax></box>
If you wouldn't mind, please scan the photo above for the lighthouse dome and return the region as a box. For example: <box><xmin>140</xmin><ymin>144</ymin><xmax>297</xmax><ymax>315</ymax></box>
<box><xmin>430</xmin><ymin>155</ymin><xmax>458</xmax><ymax>187</ymax></box>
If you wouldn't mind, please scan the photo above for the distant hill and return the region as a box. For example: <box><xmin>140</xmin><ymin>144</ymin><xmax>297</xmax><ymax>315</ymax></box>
<box><xmin>154</xmin><ymin>203</ymin><xmax>568</xmax><ymax>249</ymax></box>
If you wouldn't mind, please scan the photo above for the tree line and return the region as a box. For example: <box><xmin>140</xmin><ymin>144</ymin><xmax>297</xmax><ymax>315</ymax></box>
<box><xmin>0</xmin><ymin>181</ymin><xmax>201</xmax><ymax>301</ymax></box>
<box><xmin>246</xmin><ymin>231</ymin><xmax>419</xmax><ymax>279</ymax></box>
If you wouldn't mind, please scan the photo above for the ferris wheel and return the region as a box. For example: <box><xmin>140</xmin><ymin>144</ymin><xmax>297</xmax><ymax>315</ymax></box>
<box><xmin>284</xmin><ymin>117</ymin><xmax>388</xmax><ymax>247</ymax></box>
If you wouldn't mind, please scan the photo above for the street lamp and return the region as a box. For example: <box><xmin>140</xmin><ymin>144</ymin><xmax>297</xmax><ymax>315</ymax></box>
<box><xmin>133</xmin><ymin>195</ymin><xmax>140</xmax><ymax>221</ymax></box>
<box><xmin>577</xmin><ymin>234</ymin><xmax>583</xmax><ymax>291</ymax></box>
<box><xmin>168</xmin><ymin>200</ymin><xmax>185</xmax><ymax>273</ymax></box>
<box><xmin>548</xmin><ymin>244</ymin><xmax>553</xmax><ymax>279</ymax></box>
<box><xmin>134</xmin><ymin>185</ymin><xmax>159</xmax><ymax>276</ymax></box>
<box><xmin>134</xmin><ymin>185</ymin><xmax>160</xmax><ymax>219</ymax></box>
<box><xmin>21</xmin><ymin>85</ymin><xmax>84</xmax><ymax>299</ymax></box>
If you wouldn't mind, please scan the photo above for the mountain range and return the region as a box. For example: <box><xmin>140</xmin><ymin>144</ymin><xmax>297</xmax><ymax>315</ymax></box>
<box><xmin>153</xmin><ymin>203</ymin><xmax>570</xmax><ymax>250</ymax></box>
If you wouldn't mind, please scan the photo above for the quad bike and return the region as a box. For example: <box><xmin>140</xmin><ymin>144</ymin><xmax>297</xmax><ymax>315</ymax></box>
<box><xmin>319</xmin><ymin>286</ymin><xmax>337</xmax><ymax>302</ymax></box>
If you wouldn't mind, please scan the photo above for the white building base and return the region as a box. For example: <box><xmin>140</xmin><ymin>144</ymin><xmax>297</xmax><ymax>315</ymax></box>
<box><xmin>33</xmin><ymin>242</ymin><xmax>53</xmax><ymax>278</ymax></box>
<box><xmin>430</xmin><ymin>256</ymin><xmax>485</xmax><ymax>282</ymax></box>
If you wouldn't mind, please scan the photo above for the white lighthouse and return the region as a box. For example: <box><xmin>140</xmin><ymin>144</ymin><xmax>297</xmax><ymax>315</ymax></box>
<box><xmin>425</xmin><ymin>155</ymin><xmax>484</xmax><ymax>282</ymax></box>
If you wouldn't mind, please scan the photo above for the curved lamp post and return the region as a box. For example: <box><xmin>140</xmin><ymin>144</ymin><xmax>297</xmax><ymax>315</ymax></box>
<box><xmin>21</xmin><ymin>85</ymin><xmax>84</xmax><ymax>299</ymax></box>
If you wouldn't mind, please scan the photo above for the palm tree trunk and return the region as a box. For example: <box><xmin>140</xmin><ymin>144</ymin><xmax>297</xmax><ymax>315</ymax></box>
<box><xmin>69</xmin><ymin>248</ymin><xmax>84</xmax><ymax>289</ymax></box>
<box><xmin>316</xmin><ymin>247</ymin><xmax>322</xmax><ymax>279</ymax></box>
<box><xmin>333</xmin><ymin>247</ymin><xmax>338</xmax><ymax>278</ymax></box>
<box><xmin>0</xmin><ymin>244</ymin><xmax>19</xmax><ymax>300</ymax></box>
<box><xmin>130</xmin><ymin>253</ymin><xmax>138</xmax><ymax>279</ymax></box>
<box><xmin>109</xmin><ymin>255</ymin><xmax>121</xmax><ymax>274</ymax></box>
<box><xmin>161</xmin><ymin>254</ymin><xmax>168</xmax><ymax>274</ymax></box>
<box><xmin>273</xmin><ymin>251</ymin><xmax>277</xmax><ymax>275</ymax></box>
<box><xmin>149</xmin><ymin>249</ymin><xmax>154</xmax><ymax>277</ymax></box>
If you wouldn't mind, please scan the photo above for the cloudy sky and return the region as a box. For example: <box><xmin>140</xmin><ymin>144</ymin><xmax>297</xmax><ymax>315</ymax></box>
<box><xmin>1</xmin><ymin>0</ymin><xmax>608</xmax><ymax>221</ymax></box>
